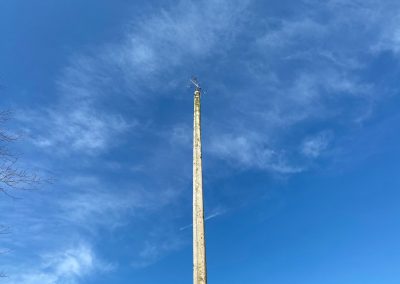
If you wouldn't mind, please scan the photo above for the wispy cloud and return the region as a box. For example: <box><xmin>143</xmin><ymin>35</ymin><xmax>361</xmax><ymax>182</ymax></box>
<box><xmin>16</xmin><ymin>0</ymin><xmax>250</xmax><ymax>158</ymax></box>
<box><xmin>58</xmin><ymin>176</ymin><xmax>182</xmax><ymax>231</ymax></box>
<box><xmin>208</xmin><ymin>133</ymin><xmax>303</xmax><ymax>174</ymax></box>
<box><xmin>0</xmin><ymin>172</ymin><xmax>184</xmax><ymax>275</ymax></box>
<box><xmin>131</xmin><ymin>237</ymin><xmax>184</xmax><ymax>269</ymax></box>
<box><xmin>257</xmin><ymin>17</ymin><xmax>326</xmax><ymax>50</ymax></box>
<box><xmin>373</xmin><ymin>14</ymin><xmax>400</xmax><ymax>54</ymax></box>
<box><xmin>301</xmin><ymin>131</ymin><xmax>333</xmax><ymax>158</ymax></box>
<box><xmin>204</xmin><ymin>0</ymin><xmax>400</xmax><ymax>174</ymax></box>
<box><xmin>59</xmin><ymin>0</ymin><xmax>251</xmax><ymax>99</ymax></box>
<box><xmin>6</xmin><ymin>244</ymin><xmax>112</xmax><ymax>284</ymax></box>
<box><xmin>18</xmin><ymin>104</ymin><xmax>130</xmax><ymax>154</ymax></box>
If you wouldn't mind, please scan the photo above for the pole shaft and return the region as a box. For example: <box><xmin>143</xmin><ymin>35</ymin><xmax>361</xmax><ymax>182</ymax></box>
<box><xmin>193</xmin><ymin>89</ymin><xmax>207</xmax><ymax>284</ymax></box>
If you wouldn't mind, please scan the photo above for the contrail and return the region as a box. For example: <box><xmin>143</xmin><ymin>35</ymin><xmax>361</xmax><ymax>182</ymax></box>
<box><xmin>179</xmin><ymin>209</ymin><xmax>227</xmax><ymax>231</ymax></box>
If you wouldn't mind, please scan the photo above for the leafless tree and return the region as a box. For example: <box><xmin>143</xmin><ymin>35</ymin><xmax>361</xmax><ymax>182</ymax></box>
<box><xmin>0</xmin><ymin>110</ymin><xmax>42</xmax><ymax>198</ymax></box>
<box><xmin>0</xmin><ymin>110</ymin><xmax>45</xmax><ymax>278</ymax></box>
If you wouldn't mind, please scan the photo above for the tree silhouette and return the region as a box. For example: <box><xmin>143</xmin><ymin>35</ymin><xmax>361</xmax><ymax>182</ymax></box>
<box><xmin>0</xmin><ymin>111</ymin><xmax>42</xmax><ymax>198</ymax></box>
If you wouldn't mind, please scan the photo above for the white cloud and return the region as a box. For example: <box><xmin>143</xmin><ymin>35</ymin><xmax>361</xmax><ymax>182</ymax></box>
<box><xmin>131</xmin><ymin>237</ymin><xmax>185</xmax><ymax>269</ymax></box>
<box><xmin>0</xmin><ymin>172</ymin><xmax>184</xmax><ymax>276</ymax></box>
<box><xmin>372</xmin><ymin>15</ymin><xmax>400</xmax><ymax>54</ymax></box>
<box><xmin>73</xmin><ymin>0</ymin><xmax>251</xmax><ymax>96</ymax></box>
<box><xmin>257</xmin><ymin>17</ymin><xmax>326</xmax><ymax>49</ymax></box>
<box><xmin>208</xmin><ymin>133</ymin><xmax>303</xmax><ymax>174</ymax></box>
<box><xmin>301</xmin><ymin>131</ymin><xmax>333</xmax><ymax>158</ymax></box>
<box><xmin>16</xmin><ymin>0</ymin><xmax>250</xmax><ymax>157</ymax></box>
<box><xmin>46</xmin><ymin>245</ymin><xmax>94</xmax><ymax>277</ymax></box>
<box><xmin>17</xmin><ymin>100</ymin><xmax>131</xmax><ymax>155</ymax></box>
<box><xmin>204</xmin><ymin>0</ymin><xmax>396</xmax><ymax>174</ymax></box>
<box><xmin>57</xmin><ymin>175</ymin><xmax>183</xmax><ymax>232</ymax></box>
<box><xmin>60</xmin><ymin>189</ymin><xmax>142</xmax><ymax>228</ymax></box>
<box><xmin>308</xmin><ymin>0</ymin><xmax>400</xmax><ymax>56</ymax></box>
<box><xmin>7</xmin><ymin>244</ymin><xmax>111</xmax><ymax>284</ymax></box>
<box><xmin>130</xmin><ymin>0</ymin><xmax>249</xmax><ymax>57</ymax></box>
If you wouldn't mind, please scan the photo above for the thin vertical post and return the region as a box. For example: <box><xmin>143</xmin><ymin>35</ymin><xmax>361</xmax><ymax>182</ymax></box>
<box><xmin>193</xmin><ymin>84</ymin><xmax>207</xmax><ymax>284</ymax></box>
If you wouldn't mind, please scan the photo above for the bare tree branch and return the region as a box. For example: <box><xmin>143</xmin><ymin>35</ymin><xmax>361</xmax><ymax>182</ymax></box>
<box><xmin>0</xmin><ymin>111</ymin><xmax>45</xmax><ymax>198</ymax></box>
<box><xmin>0</xmin><ymin>109</ymin><xmax>52</xmax><ymax>278</ymax></box>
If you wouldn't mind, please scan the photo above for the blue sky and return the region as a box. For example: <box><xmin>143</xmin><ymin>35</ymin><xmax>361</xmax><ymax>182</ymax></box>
<box><xmin>1</xmin><ymin>0</ymin><xmax>400</xmax><ymax>283</ymax></box>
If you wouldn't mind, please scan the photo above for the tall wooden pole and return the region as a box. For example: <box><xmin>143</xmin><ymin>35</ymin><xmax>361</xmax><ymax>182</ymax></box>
<box><xmin>193</xmin><ymin>84</ymin><xmax>207</xmax><ymax>284</ymax></box>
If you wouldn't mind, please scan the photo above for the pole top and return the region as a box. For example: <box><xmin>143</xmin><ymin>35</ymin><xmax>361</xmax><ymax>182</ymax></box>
<box><xmin>190</xmin><ymin>77</ymin><xmax>201</xmax><ymax>93</ymax></box>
